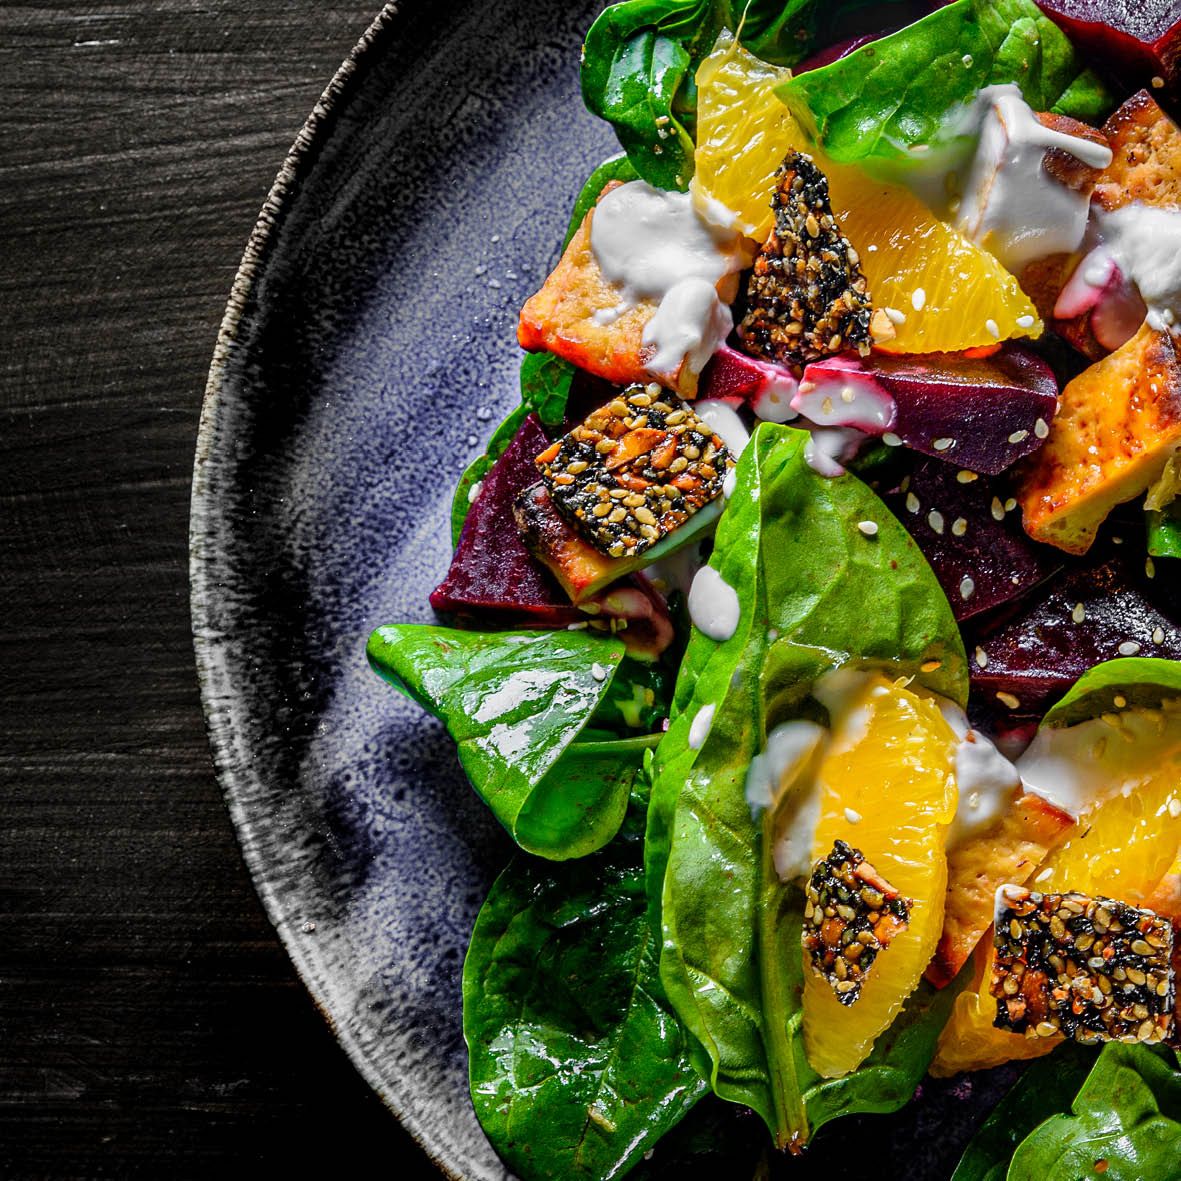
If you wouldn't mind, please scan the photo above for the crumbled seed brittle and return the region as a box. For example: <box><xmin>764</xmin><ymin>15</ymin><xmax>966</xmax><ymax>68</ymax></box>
<box><xmin>991</xmin><ymin>886</ymin><xmax>1176</xmax><ymax>1045</ymax></box>
<box><xmin>803</xmin><ymin>839</ymin><xmax>911</xmax><ymax>1006</ymax></box>
<box><xmin>737</xmin><ymin>151</ymin><xmax>873</xmax><ymax>367</ymax></box>
<box><xmin>534</xmin><ymin>384</ymin><xmax>732</xmax><ymax>558</ymax></box>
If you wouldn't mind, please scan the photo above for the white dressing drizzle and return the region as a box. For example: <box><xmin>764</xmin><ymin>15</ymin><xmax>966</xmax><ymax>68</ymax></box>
<box><xmin>955</xmin><ymin>85</ymin><xmax>1112</xmax><ymax>272</ymax></box>
<box><xmin>745</xmin><ymin>720</ymin><xmax>828</xmax><ymax>812</ymax></box>
<box><xmin>590</xmin><ymin>181</ymin><xmax>751</xmax><ymax>382</ymax></box>
<box><xmin>937</xmin><ymin>699</ymin><xmax>1021</xmax><ymax>846</ymax></box>
<box><xmin>694</xmin><ymin>398</ymin><xmax>751</xmax><ymax>457</ymax></box>
<box><xmin>803</xmin><ymin>427</ymin><xmax>863</xmax><ymax>477</ymax></box>
<box><xmin>1086</xmin><ymin>204</ymin><xmax>1181</xmax><ymax>333</ymax></box>
<box><xmin>688</xmin><ymin>702</ymin><xmax>716</xmax><ymax>751</ymax></box>
<box><xmin>752</xmin><ymin>371</ymin><xmax>800</xmax><ymax>423</ymax></box>
<box><xmin>687</xmin><ymin>565</ymin><xmax>740</xmax><ymax>642</ymax></box>
<box><xmin>792</xmin><ymin>371</ymin><xmax>895</xmax><ymax>433</ymax></box>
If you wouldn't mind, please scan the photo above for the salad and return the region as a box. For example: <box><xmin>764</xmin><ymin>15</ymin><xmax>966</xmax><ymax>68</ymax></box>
<box><xmin>366</xmin><ymin>0</ymin><xmax>1181</xmax><ymax>1176</ymax></box>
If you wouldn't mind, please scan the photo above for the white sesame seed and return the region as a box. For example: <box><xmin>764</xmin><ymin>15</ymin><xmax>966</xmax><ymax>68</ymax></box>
<box><xmin>1034</xmin><ymin>417</ymin><xmax>1049</xmax><ymax>438</ymax></box>
<box><xmin>1118</xmin><ymin>641</ymin><xmax>1141</xmax><ymax>656</ymax></box>
<box><xmin>928</xmin><ymin>510</ymin><xmax>945</xmax><ymax>534</ymax></box>
<box><xmin>1008</xmin><ymin>430</ymin><xmax>1028</xmax><ymax>444</ymax></box>
<box><xmin>933</xmin><ymin>437</ymin><xmax>955</xmax><ymax>451</ymax></box>
<box><xmin>899</xmin><ymin>476</ymin><xmax>911</xmax><ymax>493</ymax></box>
<box><xmin>821</xmin><ymin>396</ymin><xmax>834</xmax><ymax>416</ymax></box>
<box><xmin>996</xmin><ymin>691</ymin><xmax>1021</xmax><ymax>710</ymax></box>
<box><xmin>1034</xmin><ymin>867</ymin><xmax>1053</xmax><ymax>883</ymax></box>
<box><xmin>956</xmin><ymin>469</ymin><xmax>978</xmax><ymax>484</ymax></box>
<box><xmin>990</xmin><ymin>497</ymin><xmax>1005</xmax><ymax>521</ymax></box>
<box><xmin>1017</xmin><ymin>314</ymin><xmax>1036</xmax><ymax>329</ymax></box>
<box><xmin>867</xmin><ymin>243</ymin><xmax>878</xmax><ymax>252</ymax></box>
<box><xmin>1154</xmin><ymin>627</ymin><xmax>1165</xmax><ymax>644</ymax></box>
<box><xmin>840</xmin><ymin>386</ymin><xmax>856</xmax><ymax>403</ymax></box>
<box><xmin>1112</xmin><ymin>536</ymin><xmax>1123</xmax><ymax>545</ymax></box>
<box><xmin>884</xmin><ymin>306</ymin><xmax>907</xmax><ymax>325</ymax></box>
<box><xmin>1072</xmin><ymin>602</ymin><xmax>1086</xmax><ymax>624</ymax></box>
<box><xmin>1004</xmin><ymin>498</ymin><xmax>1017</xmax><ymax>512</ymax></box>
<box><xmin>844</xmin><ymin>807</ymin><xmax>862</xmax><ymax>824</ymax></box>
<box><xmin>1146</xmin><ymin>557</ymin><xmax>1156</xmax><ymax>579</ymax></box>
<box><xmin>986</xmin><ymin>318</ymin><xmax>1000</xmax><ymax>338</ymax></box>
<box><xmin>858</xmin><ymin>519</ymin><xmax>879</xmax><ymax>536</ymax></box>
<box><xmin>1153</xmin><ymin>74</ymin><xmax>1166</xmax><ymax>88</ymax></box>
<box><xmin>1114</xmin><ymin>695</ymin><xmax>1127</xmax><ymax>708</ymax></box>
<box><xmin>911</xmin><ymin>287</ymin><xmax>927</xmax><ymax>311</ymax></box>
<box><xmin>906</xmin><ymin>492</ymin><xmax>920</xmax><ymax>514</ymax></box>
<box><xmin>882</xmin><ymin>432</ymin><xmax>903</xmax><ymax>447</ymax></box>
<box><xmin>1170</xmin><ymin>798</ymin><xmax>1181</xmax><ymax>818</ymax></box>
<box><xmin>975</xmin><ymin>646</ymin><xmax>988</xmax><ymax>669</ymax></box>
<box><xmin>960</xmin><ymin>576</ymin><xmax>975</xmax><ymax>600</ymax></box>
<box><xmin>952</xmin><ymin>517</ymin><xmax>968</xmax><ymax>537</ymax></box>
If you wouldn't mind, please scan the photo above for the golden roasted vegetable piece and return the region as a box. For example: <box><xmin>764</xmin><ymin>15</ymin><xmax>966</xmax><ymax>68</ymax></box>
<box><xmin>1093</xmin><ymin>89</ymin><xmax>1181</xmax><ymax>213</ymax></box>
<box><xmin>927</xmin><ymin>792</ymin><xmax>1074</xmax><ymax>989</ymax></box>
<box><xmin>1019</xmin><ymin>323</ymin><xmax>1181</xmax><ymax>554</ymax></box>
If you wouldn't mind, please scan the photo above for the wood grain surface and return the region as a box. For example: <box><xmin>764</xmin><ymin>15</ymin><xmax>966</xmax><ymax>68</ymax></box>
<box><xmin>1</xmin><ymin>3</ymin><xmax>440</xmax><ymax>1173</ymax></box>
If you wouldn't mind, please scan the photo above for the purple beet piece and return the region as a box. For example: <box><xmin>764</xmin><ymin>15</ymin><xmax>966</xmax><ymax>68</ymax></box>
<box><xmin>799</xmin><ymin>346</ymin><xmax>1060</xmax><ymax>475</ymax></box>
<box><xmin>697</xmin><ymin>343</ymin><xmax>799</xmax><ymax>419</ymax></box>
<box><xmin>430</xmin><ymin>414</ymin><xmax>582</xmax><ymax>626</ymax></box>
<box><xmin>1036</xmin><ymin>0</ymin><xmax>1181</xmax><ymax>93</ymax></box>
<box><xmin>883</xmin><ymin>458</ymin><xmax>1061</xmax><ymax>621</ymax></box>
<box><xmin>794</xmin><ymin>33</ymin><xmax>883</xmax><ymax>74</ymax></box>
<box><xmin>968</xmin><ymin>550</ymin><xmax>1181</xmax><ymax>721</ymax></box>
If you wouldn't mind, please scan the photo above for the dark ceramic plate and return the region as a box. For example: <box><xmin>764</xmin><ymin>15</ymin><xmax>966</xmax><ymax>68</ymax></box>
<box><xmin>190</xmin><ymin>3</ymin><xmax>1016</xmax><ymax>1177</ymax></box>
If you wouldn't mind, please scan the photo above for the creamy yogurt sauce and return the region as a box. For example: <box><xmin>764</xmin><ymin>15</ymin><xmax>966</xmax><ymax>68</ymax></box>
<box><xmin>937</xmin><ymin>699</ymin><xmax>1022</xmax><ymax>846</ymax></box>
<box><xmin>955</xmin><ymin>84</ymin><xmax>1112</xmax><ymax>272</ymax></box>
<box><xmin>803</xmin><ymin>427</ymin><xmax>864</xmax><ymax>477</ymax></box>
<box><xmin>688</xmin><ymin>702</ymin><xmax>717</xmax><ymax>751</ymax></box>
<box><xmin>792</xmin><ymin>370</ymin><xmax>895</xmax><ymax>433</ymax></box>
<box><xmin>694</xmin><ymin>398</ymin><xmax>751</xmax><ymax>457</ymax></box>
<box><xmin>687</xmin><ymin>565</ymin><xmax>740</xmax><ymax>642</ymax></box>
<box><xmin>590</xmin><ymin>181</ymin><xmax>751</xmax><ymax>382</ymax></box>
<box><xmin>1017</xmin><ymin>700</ymin><xmax>1181</xmax><ymax>818</ymax></box>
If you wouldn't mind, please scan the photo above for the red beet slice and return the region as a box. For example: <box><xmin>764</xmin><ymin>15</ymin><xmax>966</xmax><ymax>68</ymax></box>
<box><xmin>883</xmin><ymin>458</ymin><xmax>1061</xmax><ymax>621</ymax></box>
<box><xmin>794</xmin><ymin>33</ymin><xmax>884</xmax><ymax>74</ymax></box>
<box><xmin>968</xmin><ymin>550</ymin><xmax>1181</xmax><ymax>721</ymax></box>
<box><xmin>431</xmin><ymin>414</ymin><xmax>583</xmax><ymax>626</ymax></box>
<box><xmin>1036</xmin><ymin>0</ymin><xmax>1181</xmax><ymax>94</ymax></box>
<box><xmin>697</xmin><ymin>343</ymin><xmax>799</xmax><ymax>421</ymax></box>
<box><xmin>799</xmin><ymin>346</ymin><xmax>1059</xmax><ymax>475</ymax></box>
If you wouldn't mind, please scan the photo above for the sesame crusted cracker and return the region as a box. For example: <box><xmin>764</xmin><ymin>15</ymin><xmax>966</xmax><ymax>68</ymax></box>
<box><xmin>991</xmin><ymin>886</ymin><xmax>1175</xmax><ymax>1045</ymax></box>
<box><xmin>534</xmin><ymin>385</ymin><xmax>733</xmax><ymax>559</ymax></box>
<box><xmin>738</xmin><ymin>151</ymin><xmax>873</xmax><ymax>367</ymax></box>
<box><xmin>803</xmin><ymin>839</ymin><xmax>911</xmax><ymax>1006</ymax></box>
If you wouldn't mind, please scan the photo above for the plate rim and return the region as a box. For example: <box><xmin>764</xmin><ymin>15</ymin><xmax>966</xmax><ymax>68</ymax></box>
<box><xmin>188</xmin><ymin>4</ymin><xmax>466</xmax><ymax>1176</ymax></box>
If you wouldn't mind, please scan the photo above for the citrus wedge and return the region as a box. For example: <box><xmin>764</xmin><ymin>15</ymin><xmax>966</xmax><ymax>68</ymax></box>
<box><xmin>691</xmin><ymin>35</ymin><xmax>1042</xmax><ymax>355</ymax></box>
<box><xmin>802</xmin><ymin>676</ymin><xmax>958</xmax><ymax>1077</ymax></box>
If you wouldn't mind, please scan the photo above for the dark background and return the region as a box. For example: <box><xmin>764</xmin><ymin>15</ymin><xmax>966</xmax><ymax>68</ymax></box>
<box><xmin>1</xmin><ymin>2</ymin><xmax>439</xmax><ymax>1173</ymax></box>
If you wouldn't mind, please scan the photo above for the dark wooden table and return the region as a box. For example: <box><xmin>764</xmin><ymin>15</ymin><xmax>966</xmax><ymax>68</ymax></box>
<box><xmin>1</xmin><ymin>3</ymin><xmax>439</xmax><ymax>1173</ymax></box>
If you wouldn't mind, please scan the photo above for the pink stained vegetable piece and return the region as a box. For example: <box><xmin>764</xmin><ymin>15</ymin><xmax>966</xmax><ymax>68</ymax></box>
<box><xmin>1035</xmin><ymin>0</ymin><xmax>1181</xmax><ymax>94</ymax></box>
<box><xmin>883</xmin><ymin>458</ymin><xmax>1061</xmax><ymax>622</ymax></box>
<box><xmin>798</xmin><ymin>346</ymin><xmax>1060</xmax><ymax>475</ymax></box>
<box><xmin>968</xmin><ymin>550</ymin><xmax>1181</xmax><ymax>720</ymax></box>
<box><xmin>696</xmin><ymin>343</ymin><xmax>799</xmax><ymax>420</ymax></box>
<box><xmin>431</xmin><ymin>414</ymin><xmax>584</xmax><ymax>626</ymax></box>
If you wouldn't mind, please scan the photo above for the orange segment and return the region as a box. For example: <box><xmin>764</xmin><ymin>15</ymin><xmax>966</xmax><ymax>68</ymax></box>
<box><xmin>802</xmin><ymin>677</ymin><xmax>958</xmax><ymax>1077</ymax></box>
<box><xmin>691</xmin><ymin>35</ymin><xmax>1042</xmax><ymax>355</ymax></box>
<box><xmin>932</xmin><ymin>718</ymin><xmax>1181</xmax><ymax>1076</ymax></box>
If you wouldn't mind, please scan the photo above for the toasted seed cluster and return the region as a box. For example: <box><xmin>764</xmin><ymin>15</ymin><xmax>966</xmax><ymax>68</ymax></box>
<box><xmin>534</xmin><ymin>384</ymin><xmax>732</xmax><ymax>558</ymax></box>
<box><xmin>991</xmin><ymin>886</ymin><xmax>1176</xmax><ymax>1045</ymax></box>
<box><xmin>803</xmin><ymin>839</ymin><xmax>911</xmax><ymax>1006</ymax></box>
<box><xmin>737</xmin><ymin>150</ymin><xmax>873</xmax><ymax>367</ymax></box>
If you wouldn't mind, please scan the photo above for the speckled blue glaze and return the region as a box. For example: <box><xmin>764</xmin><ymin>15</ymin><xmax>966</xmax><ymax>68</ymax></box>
<box><xmin>191</xmin><ymin>4</ymin><xmax>1016</xmax><ymax>1178</ymax></box>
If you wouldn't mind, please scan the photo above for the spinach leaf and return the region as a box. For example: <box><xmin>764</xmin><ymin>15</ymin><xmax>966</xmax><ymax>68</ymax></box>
<box><xmin>463</xmin><ymin>782</ymin><xmax>708</xmax><ymax>1181</ymax></box>
<box><xmin>951</xmin><ymin>1044</ymin><xmax>1097</xmax><ymax>1181</ymax></box>
<box><xmin>1008</xmin><ymin>1044</ymin><xmax>1181</xmax><ymax>1180</ymax></box>
<box><xmin>1148</xmin><ymin>502</ymin><xmax>1181</xmax><ymax>561</ymax></box>
<box><xmin>1041</xmin><ymin>656</ymin><xmax>1181</xmax><ymax>728</ymax></box>
<box><xmin>647</xmin><ymin>423</ymin><xmax>967</xmax><ymax>1147</ymax></box>
<box><xmin>367</xmin><ymin>624</ymin><xmax>655</xmax><ymax>858</ymax></box>
<box><xmin>592</xmin><ymin>656</ymin><xmax>674</xmax><ymax>734</ymax></box>
<box><xmin>779</xmin><ymin>0</ymin><xmax>1114</xmax><ymax>168</ymax></box>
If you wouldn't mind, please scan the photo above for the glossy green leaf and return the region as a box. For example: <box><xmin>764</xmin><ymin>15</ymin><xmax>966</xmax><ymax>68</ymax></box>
<box><xmin>1147</xmin><ymin>502</ymin><xmax>1181</xmax><ymax>561</ymax></box>
<box><xmin>647</xmin><ymin>423</ymin><xmax>967</xmax><ymax>1147</ymax></box>
<box><xmin>463</xmin><ymin>784</ymin><xmax>708</xmax><ymax>1181</ymax></box>
<box><xmin>592</xmin><ymin>656</ymin><xmax>674</xmax><ymax>734</ymax></box>
<box><xmin>779</xmin><ymin>0</ymin><xmax>1114</xmax><ymax>168</ymax></box>
<box><xmin>1008</xmin><ymin>1044</ymin><xmax>1181</xmax><ymax>1180</ymax></box>
<box><xmin>1042</xmin><ymin>657</ymin><xmax>1181</xmax><ymax>729</ymax></box>
<box><xmin>367</xmin><ymin>625</ymin><xmax>647</xmax><ymax>858</ymax></box>
<box><xmin>951</xmin><ymin>1044</ymin><xmax>1097</xmax><ymax>1181</ymax></box>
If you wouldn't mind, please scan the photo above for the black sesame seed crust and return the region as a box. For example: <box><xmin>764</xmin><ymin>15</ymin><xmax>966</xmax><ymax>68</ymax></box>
<box><xmin>738</xmin><ymin>150</ymin><xmax>873</xmax><ymax>367</ymax></box>
<box><xmin>535</xmin><ymin>384</ymin><xmax>733</xmax><ymax>559</ymax></box>
<box><xmin>991</xmin><ymin>886</ymin><xmax>1175</xmax><ymax>1045</ymax></box>
<box><xmin>803</xmin><ymin>839</ymin><xmax>911</xmax><ymax>1006</ymax></box>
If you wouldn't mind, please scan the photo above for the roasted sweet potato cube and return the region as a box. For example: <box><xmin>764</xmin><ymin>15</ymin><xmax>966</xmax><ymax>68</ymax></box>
<box><xmin>1093</xmin><ymin>90</ymin><xmax>1181</xmax><ymax>213</ymax></box>
<box><xmin>1019</xmin><ymin>323</ymin><xmax>1181</xmax><ymax>554</ymax></box>
<box><xmin>926</xmin><ymin>793</ymin><xmax>1075</xmax><ymax>989</ymax></box>
<box><xmin>517</xmin><ymin>183</ymin><xmax>735</xmax><ymax>399</ymax></box>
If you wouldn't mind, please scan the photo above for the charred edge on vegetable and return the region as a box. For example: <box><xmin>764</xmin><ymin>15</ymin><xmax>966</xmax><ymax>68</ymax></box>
<box><xmin>803</xmin><ymin>839</ymin><xmax>911</xmax><ymax>1006</ymax></box>
<box><xmin>991</xmin><ymin>886</ymin><xmax>1176</xmax><ymax>1045</ymax></box>
<box><xmin>534</xmin><ymin>383</ymin><xmax>732</xmax><ymax>559</ymax></box>
<box><xmin>737</xmin><ymin>151</ymin><xmax>873</xmax><ymax>367</ymax></box>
